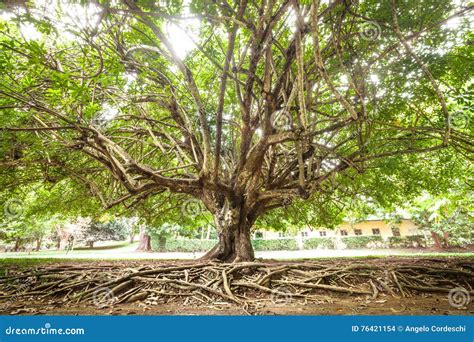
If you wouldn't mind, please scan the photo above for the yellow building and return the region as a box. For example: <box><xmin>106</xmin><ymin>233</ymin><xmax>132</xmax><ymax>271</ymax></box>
<box><xmin>256</xmin><ymin>219</ymin><xmax>421</xmax><ymax>240</ymax></box>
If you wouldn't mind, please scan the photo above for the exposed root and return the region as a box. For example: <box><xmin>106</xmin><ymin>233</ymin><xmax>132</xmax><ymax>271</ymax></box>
<box><xmin>0</xmin><ymin>259</ymin><xmax>472</xmax><ymax>314</ymax></box>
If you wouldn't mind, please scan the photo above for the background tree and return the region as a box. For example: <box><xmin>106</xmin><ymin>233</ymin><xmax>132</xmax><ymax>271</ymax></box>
<box><xmin>0</xmin><ymin>0</ymin><xmax>472</xmax><ymax>261</ymax></box>
<box><xmin>410</xmin><ymin>188</ymin><xmax>473</xmax><ymax>248</ymax></box>
<box><xmin>79</xmin><ymin>217</ymin><xmax>132</xmax><ymax>248</ymax></box>
<box><xmin>1</xmin><ymin>187</ymin><xmax>64</xmax><ymax>251</ymax></box>
<box><xmin>134</xmin><ymin>194</ymin><xmax>211</xmax><ymax>251</ymax></box>
<box><xmin>147</xmin><ymin>222</ymin><xmax>183</xmax><ymax>251</ymax></box>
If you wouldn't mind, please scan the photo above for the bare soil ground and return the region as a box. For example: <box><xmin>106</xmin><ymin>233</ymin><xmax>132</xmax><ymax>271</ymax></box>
<box><xmin>0</xmin><ymin>257</ymin><xmax>472</xmax><ymax>315</ymax></box>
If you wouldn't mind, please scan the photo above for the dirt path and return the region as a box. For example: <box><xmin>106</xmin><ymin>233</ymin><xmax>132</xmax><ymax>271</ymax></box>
<box><xmin>5</xmin><ymin>295</ymin><xmax>470</xmax><ymax>316</ymax></box>
<box><xmin>1</xmin><ymin>257</ymin><xmax>472</xmax><ymax>315</ymax></box>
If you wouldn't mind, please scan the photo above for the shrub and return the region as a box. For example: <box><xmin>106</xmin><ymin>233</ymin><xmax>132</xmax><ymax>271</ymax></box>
<box><xmin>151</xmin><ymin>236</ymin><xmax>299</xmax><ymax>252</ymax></box>
<box><xmin>252</xmin><ymin>238</ymin><xmax>299</xmax><ymax>251</ymax></box>
<box><xmin>150</xmin><ymin>236</ymin><xmax>217</xmax><ymax>252</ymax></box>
<box><xmin>341</xmin><ymin>236</ymin><xmax>383</xmax><ymax>249</ymax></box>
<box><xmin>303</xmin><ymin>237</ymin><xmax>335</xmax><ymax>250</ymax></box>
<box><xmin>404</xmin><ymin>235</ymin><xmax>428</xmax><ymax>247</ymax></box>
<box><xmin>388</xmin><ymin>235</ymin><xmax>429</xmax><ymax>248</ymax></box>
<box><xmin>387</xmin><ymin>236</ymin><xmax>404</xmax><ymax>248</ymax></box>
<box><xmin>449</xmin><ymin>236</ymin><xmax>473</xmax><ymax>247</ymax></box>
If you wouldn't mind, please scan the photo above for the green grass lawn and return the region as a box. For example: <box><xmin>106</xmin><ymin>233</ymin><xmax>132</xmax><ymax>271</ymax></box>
<box><xmin>73</xmin><ymin>241</ymin><xmax>134</xmax><ymax>250</ymax></box>
<box><xmin>1</xmin><ymin>241</ymin><xmax>138</xmax><ymax>258</ymax></box>
<box><xmin>1</xmin><ymin>239</ymin><xmax>473</xmax><ymax>268</ymax></box>
<box><xmin>0</xmin><ymin>252</ymin><xmax>472</xmax><ymax>270</ymax></box>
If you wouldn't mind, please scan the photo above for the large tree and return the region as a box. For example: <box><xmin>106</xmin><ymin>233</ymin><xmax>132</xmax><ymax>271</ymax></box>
<box><xmin>0</xmin><ymin>0</ymin><xmax>472</xmax><ymax>261</ymax></box>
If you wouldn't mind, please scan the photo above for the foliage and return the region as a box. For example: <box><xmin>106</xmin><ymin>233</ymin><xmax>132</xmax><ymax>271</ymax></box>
<box><xmin>252</xmin><ymin>238</ymin><xmax>299</xmax><ymax>251</ymax></box>
<box><xmin>150</xmin><ymin>237</ymin><xmax>217</xmax><ymax>253</ymax></box>
<box><xmin>341</xmin><ymin>236</ymin><xmax>384</xmax><ymax>249</ymax></box>
<box><xmin>0</xmin><ymin>0</ymin><xmax>472</xmax><ymax>260</ymax></box>
<box><xmin>135</xmin><ymin>196</ymin><xmax>212</xmax><ymax>239</ymax></box>
<box><xmin>150</xmin><ymin>237</ymin><xmax>299</xmax><ymax>252</ymax></box>
<box><xmin>79</xmin><ymin>218</ymin><xmax>133</xmax><ymax>246</ymax></box>
<box><xmin>0</xmin><ymin>186</ymin><xmax>68</xmax><ymax>248</ymax></box>
<box><xmin>147</xmin><ymin>222</ymin><xmax>192</xmax><ymax>250</ymax></box>
<box><xmin>409</xmin><ymin>188</ymin><xmax>473</xmax><ymax>246</ymax></box>
<box><xmin>388</xmin><ymin>235</ymin><xmax>429</xmax><ymax>248</ymax></box>
<box><xmin>303</xmin><ymin>237</ymin><xmax>335</xmax><ymax>250</ymax></box>
<box><xmin>152</xmin><ymin>234</ymin><xmax>441</xmax><ymax>252</ymax></box>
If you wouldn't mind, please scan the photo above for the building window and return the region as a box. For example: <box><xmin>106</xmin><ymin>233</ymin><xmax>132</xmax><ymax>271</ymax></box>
<box><xmin>372</xmin><ymin>228</ymin><xmax>380</xmax><ymax>235</ymax></box>
<box><xmin>354</xmin><ymin>229</ymin><xmax>362</xmax><ymax>236</ymax></box>
<box><xmin>391</xmin><ymin>227</ymin><xmax>401</xmax><ymax>237</ymax></box>
<box><xmin>319</xmin><ymin>231</ymin><xmax>326</xmax><ymax>237</ymax></box>
<box><xmin>340</xmin><ymin>230</ymin><xmax>348</xmax><ymax>236</ymax></box>
<box><xmin>301</xmin><ymin>231</ymin><xmax>308</xmax><ymax>237</ymax></box>
<box><xmin>255</xmin><ymin>231</ymin><xmax>263</xmax><ymax>239</ymax></box>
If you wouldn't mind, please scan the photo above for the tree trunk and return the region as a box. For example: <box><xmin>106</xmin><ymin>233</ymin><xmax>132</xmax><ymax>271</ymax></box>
<box><xmin>35</xmin><ymin>238</ymin><xmax>42</xmax><ymax>251</ymax></box>
<box><xmin>56</xmin><ymin>237</ymin><xmax>61</xmax><ymax>250</ymax></box>
<box><xmin>88</xmin><ymin>241</ymin><xmax>94</xmax><ymax>248</ymax></box>
<box><xmin>442</xmin><ymin>232</ymin><xmax>450</xmax><ymax>248</ymax></box>
<box><xmin>14</xmin><ymin>239</ymin><xmax>20</xmax><ymax>252</ymax></box>
<box><xmin>201</xmin><ymin>206</ymin><xmax>255</xmax><ymax>262</ymax></box>
<box><xmin>136</xmin><ymin>225</ymin><xmax>152</xmax><ymax>252</ymax></box>
<box><xmin>158</xmin><ymin>236</ymin><xmax>166</xmax><ymax>252</ymax></box>
<box><xmin>431</xmin><ymin>232</ymin><xmax>443</xmax><ymax>249</ymax></box>
<box><xmin>129</xmin><ymin>233</ymin><xmax>134</xmax><ymax>243</ymax></box>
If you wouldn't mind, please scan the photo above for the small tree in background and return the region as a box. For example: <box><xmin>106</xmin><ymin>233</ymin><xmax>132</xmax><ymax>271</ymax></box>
<box><xmin>79</xmin><ymin>218</ymin><xmax>131</xmax><ymax>248</ymax></box>
<box><xmin>134</xmin><ymin>195</ymin><xmax>211</xmax><ymax>251</ymax></box>
<box><xmin>57</xmin><ymin>217</ymin><xmax>91</xmax><ymax>250</ymax></box>
<box><xmin>0</xmin><ymin>189</ymin><xmax>61</xmax><ymax>251</ymax></box>
<box><xmin>147</xmin><ymin>223</ymin><xmax>182</xmax><ymax>252</ymax></box>
<box><xmin>410</xmin><ymin>189</ymin><xmax>473</xmax><ymax>248</ymax></box>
